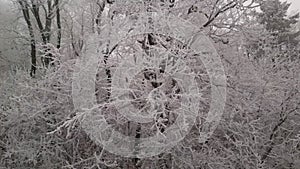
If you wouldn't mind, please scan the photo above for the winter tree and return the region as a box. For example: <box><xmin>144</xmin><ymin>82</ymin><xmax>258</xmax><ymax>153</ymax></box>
<box><xmin>0</xmin><ymin>0</ymin><xmax>299</xmax><ymax>169</ymax></box>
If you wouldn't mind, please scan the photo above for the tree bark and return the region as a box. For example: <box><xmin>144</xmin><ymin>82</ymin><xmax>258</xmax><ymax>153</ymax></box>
<box><xmin>55</xmin><ymin>0</ymin><xmax>61</xmax><ymax>49</ymax></box>
<box><xmin>31</xmin><ymin>0</ymin><xmax>55</xmax><ymax>67</ymax></box>
<box><xmin>19</xmin><ymin>0</ymin><xmax>37</xmax><ymax>77</ymax></box>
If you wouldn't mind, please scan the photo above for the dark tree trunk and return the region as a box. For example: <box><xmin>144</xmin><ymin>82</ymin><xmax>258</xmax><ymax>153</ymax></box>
<box><xmin>55</xmin><ymin>0</ymin><xmax>61</xmax><ymax>49</ymax></box>
<box><xmin>31</xmin><ymin>0</ymin><xmax>55</xmax><ymax>67</ymax></box>
<box><xmin>19</xmin><ymin>0</ymin><xmax>37</xmax><ymax>77</ymax></box>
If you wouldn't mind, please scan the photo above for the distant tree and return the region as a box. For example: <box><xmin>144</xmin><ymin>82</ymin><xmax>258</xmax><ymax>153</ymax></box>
<box><xmin>246</xmin><ymin>0</ymin><xmax>300</xmax><ymax>63</ymax></box>
<box><xmin>259</xmin><ymin>0</ymin><xmax>299</xmax><ymax>32</ymax></box>
<box><xmin>257</xmin><ymin>0</ymin><xmax>300</xmax><ymax>48</ymax></box>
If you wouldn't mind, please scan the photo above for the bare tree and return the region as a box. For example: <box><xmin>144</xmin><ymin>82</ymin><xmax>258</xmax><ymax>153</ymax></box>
<box><xmin>17</xmin><ymin>0</ymin><xmax>62</xmax><ymax>76</ymax></box>
<box><xmin>18</xmin><ymin>0</ymin><xmax>37</xmax><ymax>77</ymax></box>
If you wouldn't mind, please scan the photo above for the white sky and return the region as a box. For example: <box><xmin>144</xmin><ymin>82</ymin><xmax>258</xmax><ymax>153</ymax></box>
<box><xmin>0</xmin><ymin>0</ymin><xmax>299</xmax><ymax>13</ymax></box>
<box><xmin>285</xmin><ymin>0</ymin><xmax>300</xmax><ymax>13</ymax></box>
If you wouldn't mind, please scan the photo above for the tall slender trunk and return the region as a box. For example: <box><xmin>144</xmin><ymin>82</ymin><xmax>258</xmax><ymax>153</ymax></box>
<box><xmin>55</xmin><ymin>0</ymin><xmax>61</xmax><ymax>49</ymax></box>
<box><xmin>19</xmin><ymin>0</ymin><xmax>37</xmax><ymax>77</ymax></box>
<box><xmin>43</xmin><ymin>0</ymin><xmax>53</xmax><ymax>67</ymax></box>
<box><xmin>31</xmin><ymin>0</ymin><xmax>55</xmax><ymax>67</ymax></box>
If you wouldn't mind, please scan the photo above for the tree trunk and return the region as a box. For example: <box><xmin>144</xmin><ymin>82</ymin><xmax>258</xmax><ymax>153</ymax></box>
<box><xmin>19</xmin><ymin>0</ymin><xmax>37</xmax><ymax>77</ymax></box>
<box><xmin>55</xmin><ymin>0</ymin><xmax>61</xmax><ymax>49</ymax></box>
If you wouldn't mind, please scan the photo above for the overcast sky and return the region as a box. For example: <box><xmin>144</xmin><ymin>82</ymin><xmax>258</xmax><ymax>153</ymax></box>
<box><xmin>0</xmin><ymin>0</ymin><xmax>299</xmax><ymax>13</ymax></box>
<box><xmin>285</xmin><ymin>0</ymin><xmax>300</xmax><ymax>13</ymax></box>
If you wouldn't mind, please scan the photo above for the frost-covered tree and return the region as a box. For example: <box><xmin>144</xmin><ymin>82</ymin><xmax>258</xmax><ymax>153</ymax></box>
<box><xmin>252</xmin><ymin>0</ymin><xmax>300</xmax><ymax>62</ymax></box>
<box><xmin>1</xmin><ymin>0</ymin><xmax>299</xmax><ymax>169</ymax></box>
<box><xmin>244</xmin><ymin>3</ymin><xmax>299</xmax><ymax>68</ymax></box>
<box><xmin>258</xmin><ymin>0</ymin><xmax>299</xmax><ymax>33</ymax></box>
<box><xmin>15</xmin><ymin>0</ymin><xmax>62</xmax><ymax>76</ymax></box>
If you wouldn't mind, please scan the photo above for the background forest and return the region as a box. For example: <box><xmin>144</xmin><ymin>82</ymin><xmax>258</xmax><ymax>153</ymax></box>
<box><xmin>0</xmin><ymin>0</ymin><xmax>299</xmax><ymax>168</ymax></box>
